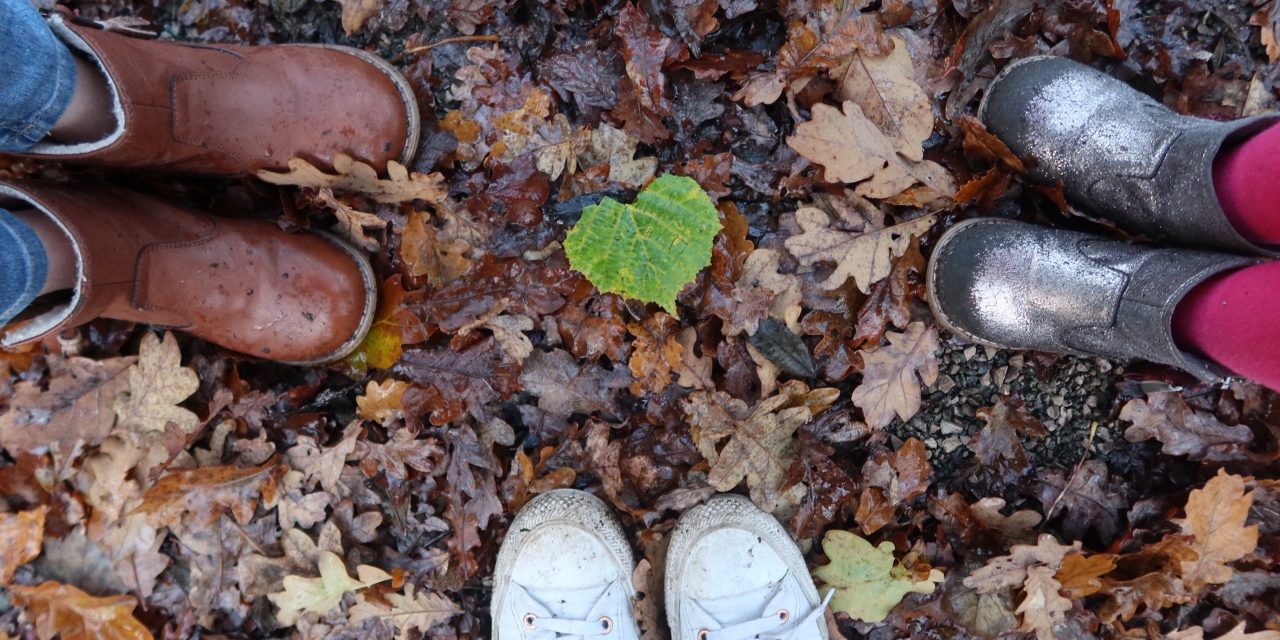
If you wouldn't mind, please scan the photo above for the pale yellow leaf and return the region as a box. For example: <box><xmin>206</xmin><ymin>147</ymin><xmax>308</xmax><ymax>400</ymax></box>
<box><xmin>268</xmin><ymin>551</ymin><xmax>391</xmax><ymax>627</ymax></box>
<box><xmin>113</xmin><ymin>332</ymin><xmax>199</xmax><ymax>436</ymax></box>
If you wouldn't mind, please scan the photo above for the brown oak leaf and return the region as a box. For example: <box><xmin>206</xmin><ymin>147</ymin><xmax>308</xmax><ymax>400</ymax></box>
<box><xmin>1178</xmin><ymin>469</ymin><xmax>1259</xmax><ymax>590</ymax></box>
<box><xmin>850</xmin><ymin>322</ymin><xmax>939</xmax><ymax>429</ymax></box>
<box><xmin>685</xmin><ymin>381</ymin><xmax>839</xmax><ymax>511</ymax></box>
<box><xmin>257</xmin><ymin>154</ymin><xmax>447</xmax><ymax>205</ymax></box>
<box><xmin>519</xmin><ymin>348</ymin><xmax>631</xmax><ymax>419</ymax></box>
<box><xmin>1121</xmin><ymin>391</ymin><xmax>1255</xmax><ymax>460</ymax></box>
<box><xmin>785</xmin><ymin>206</ymin><xmax>936</xmax><ymax>293</ymax></box>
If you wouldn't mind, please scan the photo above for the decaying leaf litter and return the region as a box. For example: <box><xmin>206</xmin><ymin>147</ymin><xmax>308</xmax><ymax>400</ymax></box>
<box><xmin>2</xmin><ymin>0</ymin><xmax>1279</xmax><ymax>638</ymax></box>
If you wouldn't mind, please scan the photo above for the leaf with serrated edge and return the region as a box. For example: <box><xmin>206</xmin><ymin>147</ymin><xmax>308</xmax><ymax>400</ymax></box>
<box><xmin>565</xmin><ymin>174</ymin><xmax>721</xmax><ymax>313</ymax></box>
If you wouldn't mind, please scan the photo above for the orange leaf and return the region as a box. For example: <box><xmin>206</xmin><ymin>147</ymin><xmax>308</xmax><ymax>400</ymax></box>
<box><xmin>1179</xmin><ymin>469</ymin><xmax>1259</xmax><ymax>590</ymax></box>
<box><xmin>1055</xmin><ymin>553</ymin><xmax>1116</xmax><ymax>598</ymax></box>
<box><xmin>9</xmin><ymin>581</ymin><xmax>152</xmax><ymax>640</ymax></box>
<box><xmin>131</xmin><ymin>461</ymin><xmax>283</xmax><ymax>529</ymax></box>
<box><xmin>0</xmin><ymin>506</ymin><xmax>45</xmax><ymax>584</ymax></box>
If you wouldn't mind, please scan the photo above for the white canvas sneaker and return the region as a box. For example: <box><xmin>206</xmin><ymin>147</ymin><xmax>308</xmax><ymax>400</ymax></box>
<box><xmin>665</xmin><ymin>494</ymin><xmax>831</xmax><ymax>640</ymax></box>
<box><xmin>492</xmin><ymin>489</ymin><xmax>641</xmax><ymax>640</ymax></box>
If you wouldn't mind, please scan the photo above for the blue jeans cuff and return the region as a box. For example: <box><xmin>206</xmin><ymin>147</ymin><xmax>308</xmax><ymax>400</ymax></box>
<box><xmin>0</xmin><ymin>20</ymin><xmax>78</xmax><ymax>152</ymax></box>
<box><xmin>0</xmin><ymin>208</ymin><xmax>49</xmax><ymax>325</ymax></box>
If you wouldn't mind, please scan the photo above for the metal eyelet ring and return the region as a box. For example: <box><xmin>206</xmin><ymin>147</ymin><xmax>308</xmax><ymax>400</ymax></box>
<box><xmin>697</xmin><ymin>630</ymin><xmax>710</xmax><ymax>640</ymax></box>
<box><xmin>599</xmin><ymin>616</ymin><xmax>614</xmax><ymax>633</ymax></box>
<box><xmin>522</xmin><ymin>613</ymin><xmax>538</xmax><ymax>629</ymax></box>
<box><xmin>776</xmin><ymin>609</ymin><xmax>791</xmax><ymax>624</ymax></box>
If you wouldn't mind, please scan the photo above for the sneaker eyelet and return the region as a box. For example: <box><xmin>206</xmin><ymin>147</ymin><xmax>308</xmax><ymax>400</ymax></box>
<box><xmin>697</xmin><ymin>630</ymin><xmax>710</xmax><ymax>640</ymax></box>
<box><xmin>522</xmin><ymin>613</ymin><xmax>538</xmax><ymax>629</ymax></box>
<box><xmin>599</xmin><ymin>616</ymin><xmax>614</xmax><ymax>634</ymax></box>
<box><xmin>776</xmin><ymin>609</ymin><xmax>790</xmax><ymax>624</ymax></box>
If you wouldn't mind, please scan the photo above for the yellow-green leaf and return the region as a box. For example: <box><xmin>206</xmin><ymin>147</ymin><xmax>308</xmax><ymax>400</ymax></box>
<box><xmin>267</xmin><ymin>551</ymin><xmax>391</xmax><ymax>626</ymax></box>
<box><xmin>813</xmin><ymin>530</ymin><xmax>943</xmax><ymax>622</ymax></box>
<box><xmin>564</xmin><ymin>174</ymin><xmax>721</xmax><ymax>313</ymax></box>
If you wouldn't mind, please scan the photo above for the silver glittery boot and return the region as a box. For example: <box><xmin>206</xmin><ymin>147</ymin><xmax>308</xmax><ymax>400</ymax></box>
<box><xmin>981</xmin><ymin>56</ymin><xmax>1280</xmax><ymax>256</ymax></box>
<box><xmin>927</xmin><ymin>219</ymin><xmax>1259</xmax><ymax>380</ymax></box>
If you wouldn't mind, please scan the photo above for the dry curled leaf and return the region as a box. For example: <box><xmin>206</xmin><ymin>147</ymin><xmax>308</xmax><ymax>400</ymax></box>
<box><xmin>258</xmin><ymin>154</ymin><xmax>447</xmax><ymax>204</ymax></box>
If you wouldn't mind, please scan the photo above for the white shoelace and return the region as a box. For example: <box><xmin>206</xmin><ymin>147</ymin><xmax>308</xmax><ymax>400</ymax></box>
<box><xmin>520</xmin><ymin>611</ymin><xmax>616</xmax><ymax>639</ymax></box>
<box><xmin>698</xmin><ymin>591</ymin><xmax>833</xmax><ymax>640</ymax></box>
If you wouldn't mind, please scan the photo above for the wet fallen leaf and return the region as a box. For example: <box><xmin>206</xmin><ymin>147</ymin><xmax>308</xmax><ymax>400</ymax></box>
<box><xmin>132</xmin><ymin>461</ymin><xmax>282</xmax><ymax>529</ymax></box>
<box><xmin>0</xmin><ymin>506</ymin><xmax>45</xmax><ymax>584</ymax></box>
<box><xmin>1016</xmin><ymin>565</ymin><xmax>1071</xmax><ymax>640</ymax></box>
<box><xmin>813</xmin><ymin>529</ymin><xmax>943</xmax><ymax>623</ymax></box>
<box><xmin>564</xmin><ymin>174</ymin><xmax>721</xmax><ymax>313</ymax></box>
<box><xmin>348</xmin><ymin>583</ymin><xmax>459</xmax><ymax>637</ymax></box>
<box><xmin>0</xmin><ymin>354</ymin><xmax>134</xmax><ymax>454</ymax></box>
<box><xmin>834</xmin><ymin>35</ymin><xmax>931</xmax><ymax>161</ymax></box>
<box><xmin>1179</xmin><ymin>470</ymin><xmax>1259</xmax><ymax>590</ymax></box>
<box><xmin>685</xmin><ymin>381</ymin><xmax>839</xmax><ymax>511</ymax></box>
<box><xmin>113</xmin><ymin>332</ymin><xmax>199</xmax><ymax>437</ymax></box>
<box><xmin>9</xmin><ymin>581</ymin><xmax>152</xmax><ymax>640</ymax></box>
<box><xmin>356</xmin><ymin>379</ymin><xmax>410</xmax><ymax>424</ymax></box>
<box><xmin>785</xmin><ymin>207</ymin><xmax>936</xmax><ymax>293</ymax></box>
<box><xmin>1121</xmin><ymin>392</ymin><xmax>1255</xmax><ymax>460</ymax></box>
<box><xmin>850</xmin><ymin>322</ymin><xmax>939</xmax><ymax>429</ymax></box>
<box><xmin>334</xmin><ymin>0</ymin><xmax>385</xmax><ymax>35</ymax></box>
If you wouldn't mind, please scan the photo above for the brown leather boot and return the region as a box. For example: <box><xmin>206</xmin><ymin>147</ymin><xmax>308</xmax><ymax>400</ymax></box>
<box><xmin>0</xmin><ymin>181</ymin><xmax>376</xmax><ymax>364</ymax></box>
<box><xmin>18</xmin><ymin>12</ymin><xmax>419</xmax><ymax>175</ymax></box>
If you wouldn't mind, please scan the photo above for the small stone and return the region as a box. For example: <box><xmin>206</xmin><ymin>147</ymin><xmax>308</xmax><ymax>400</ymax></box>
<box><xmin>941</xmin><ymin>436</ymin><xmax>963</xmax><ymax>453</ymax></box>
<box><xmin>963</xmin><ymin>346</ymin><xmax>977</xmax><ymax>360</ymax></box>
<box><xmin>982</xmin><ymin>345</ymin><xmax>999</xmax><ymax>360</ymax></box>
<box><xmin>979</xmin><ymin>372</ymin><xmax>992</xmax><ymax>387</ymax></box>
<box><xmin>940</xmin><ymin>421</ymin><xmax>964</xmax><ymax>435</ymax></box>
<box><xmin>1086</xmin><ymin>396</ymin><xmax>1099</xmax><ymax>408</ymax></box>
<box><xmin>938</xmin><ymin>374</ymin><xmax>956</xmax><ymax>393</ymax></box>
<box><xmin>1008</xmin><ymin>354</ymin><xmax>1024</xmax><ymax>369</ymax></box>
<box><xmin>993</xmin><ymin>366</ymin><xmax>1008</xmax><ymax>387</ymax></box>
<box><xmin>1047</xmin><ymin>405</ymin><xmax>1060</xmax><ymax>419</ymax></box>
<box><xmin>1052</xmin><ymin>395</ymin><xmax>1066</xmax><ymax>407</ymax></box>
<box><xmin>1098</xmin><ymin>359</ymin><xmax>1113</xmax><ymax>373</ymax></box>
